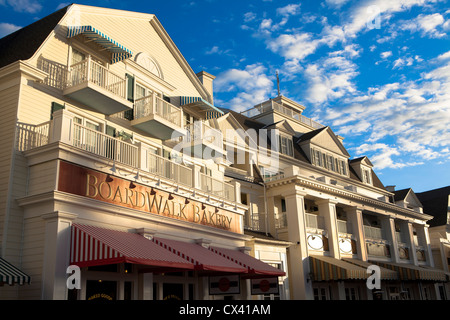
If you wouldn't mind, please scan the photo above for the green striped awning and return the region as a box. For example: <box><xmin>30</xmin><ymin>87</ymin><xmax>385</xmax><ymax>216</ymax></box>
<box><xmin>0</xmin><ymin>257</ymin><xmax>30</xmax><ymax>286</ymax></box>
<box><xmin>342</xmin><ymin>258</ymin><xmax>398</xmax><ymax>280</ymax></box>
<box><xmin>180</xmin><ymin>97</ymin><xmax>224</xmax><ymax>119</ymax></box>
<box><xmin>309</xmin><ymin>255</ymin><xmax>368</xmax><ymax>281</ymax></box>
<box><xmin>67</xmin><ymin>25</ymin><xmax>133</xmax><ymax>64</ymax></box>
<box><xmin>371</xmin><ymin>261</ymin><xmax>447</xmax><ymax>281</ymax></box>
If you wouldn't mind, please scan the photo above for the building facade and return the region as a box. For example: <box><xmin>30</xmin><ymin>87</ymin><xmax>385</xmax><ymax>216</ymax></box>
<box><xmin>0</xmin><ymin>4</ymin><xmax>447</xmax><ymax>300</ymax></box>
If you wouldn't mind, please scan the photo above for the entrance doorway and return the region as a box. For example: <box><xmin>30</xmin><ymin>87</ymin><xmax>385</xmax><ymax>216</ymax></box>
<box><xmin>86</xmin><ymin>280</ymin><xmax>117</xmax><ymax>301</ymax></box>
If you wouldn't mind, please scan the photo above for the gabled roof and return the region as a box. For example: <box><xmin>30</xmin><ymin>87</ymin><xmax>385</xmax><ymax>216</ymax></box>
<box><xmin>393</xmin><ymin>188</ymin><xmax>412</xmax><ymax>201</ymax></box>
<box><xmin>0</xmin><ymin>6</ymin><xmax>69</xmax><ymax>69</ymax></box>
<box><xmin>349</xmin><ymin>156</ymin><xmax>374</xmax><ymax>167</ymax></box>
<box><xmin>297</xmin><ymin>126</ymin><xmax>350</xmax><ymax>158</ymax></box>
<box><xmin>416</xmin><ymin>186</ymin><xmax>450</xmax><ymax>227</ymax></box>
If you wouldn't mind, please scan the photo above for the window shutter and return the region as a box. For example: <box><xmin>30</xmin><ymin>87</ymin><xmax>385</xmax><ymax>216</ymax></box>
<box><xmin>51</xmin><ymin>102</ymin><xmax>65</xmax><ymax>119</ymax></box>
<box><xmin>126</xmin><ymin>74</ymin><xmax>135</xmax><ymax>102</ymax></box>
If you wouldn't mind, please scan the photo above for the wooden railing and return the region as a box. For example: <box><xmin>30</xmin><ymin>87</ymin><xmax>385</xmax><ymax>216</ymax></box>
<box><xmin>66</xmin><ymin>57</ymin><xmax>127</xmax><ymax>99</ymax></box>
<box><xmin>185</xmin><ymin>121</ymin><xmax>222</xmax><ymax>149</ymax></box>
<box><xmin>16</xmin><ymin>121</ymin><xmax>51</xmax><ymax>151</ymax></box>
<box><xmin>72</xmin><ymin>122</ymin><xmax>138</xmax><ymax>167</ymax></box>
<box><xmin>305</xmin><ymin>213</ymin><xmax>325</xmax><ymax>230</ymax></box>
<box><xmin>241</xmin><ymin>100</ymin><xmax>324</xmax><ymax>129</ymax></box>
<box><xmin>200</xmin><ymin>172</ymin><xmax>235</xmax><ymax>201</ymax></box>
<box><xmin>112</xmin><ymin>93</ymin><xmax>183</xmax><ymax>128</ymax></box>
<box><xmin>147</xmin><ymin>152</ymin><xmax>192</xmax><ymax>187</ymax></box>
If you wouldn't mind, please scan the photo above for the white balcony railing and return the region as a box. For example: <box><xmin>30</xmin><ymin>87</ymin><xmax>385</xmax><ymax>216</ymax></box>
<box><xmin>241</xmin><ymin>100</ymin><xmax>324</xmax><ymax>129</ymax></box>
<box><xmin>134</xmin><ymin>94</ymin><xmax>182</xmax><ymax>127</ymax></box>
<box><xmin>16</xmin><ymin>121</ymin><xmax>51</xmax><ymax>151</ymax></box>
<box><xmin>185</xmin><ymin>121</ymin><xmax>222</xmax><ymax>150</ymax></box>
<box><xmin>16</xmin><ymin>110</ymin><xmax>236</xmax><ymax>203</ymax></box>
<box><xmin>200</xmin><ymin>172</ymin><xmax>235</xmax><ymax>202</ymax></box>
<box><xmin>364</xmin><ymin>225</ymin><xmax>385</xmax><ymax>240</ymax></box>
<box><xmin>73</xmin><ymin>122</ymin><xmax>139</xmax><ymax>168</ymax></box>
<box><xmin>305</xmin><ymin>213</ymin><xmax>325</xmax><ymax>230</ymax></box>
<box><xmin>66</xmin><ymin>57</ymin><xmax>127</xmax><ymax>100</ymax></box>
<box><xmin>147</xmin><ymin>152</ymin><xmax>192</xmax><ymax>187</ymax></box>
<box><xmin>337</xmin><ymin>220</ymin><xmax>353</xmax><ymax>235</ymax></box>
<box><xmin>112</xmin><ymin>94</ymin><xmax>183</xmax><ymax>129</ymax></box>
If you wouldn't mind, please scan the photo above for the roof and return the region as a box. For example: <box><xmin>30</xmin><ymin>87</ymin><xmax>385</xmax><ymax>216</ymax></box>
<box><xmin>296</xmin><ymin>126</ymin><xmax>328</xmax><ymax>142</ymax></box>
<box><xmin>393</xmin><ymin>188</ymin><xmax>411</xmax><ymax>201</ymax></box>
<box><xmin>0</xmin><ymin>6</ymin><xmax>68</xmax><ymax>69</ymax></box>
<box><xmin>416</xmin><ymin>186</ymin><xmax>450</xmax><ymax>227</ymax></box>
<box><xmin>221</xmin><ymin>108</ymin><xmax>386</xmax><ymax>190</ymax></box>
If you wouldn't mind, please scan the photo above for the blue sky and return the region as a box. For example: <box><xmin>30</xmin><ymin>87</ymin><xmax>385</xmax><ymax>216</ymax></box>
<box><xmin>1</xmin><ymin>0</ymin><xmax>449</xmax><ymax>193</ymax></box>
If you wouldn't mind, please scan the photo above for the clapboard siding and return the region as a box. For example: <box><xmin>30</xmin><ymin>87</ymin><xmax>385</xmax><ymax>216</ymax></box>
<box><xmin>0</xmin><ymin>83</ymin><xmax>19</xmax><ymax>259</ymax></box>
<box><xmin>28</xmin><ymin>160</ymin><xmax>58</xmax><ymax>195</ymax></box>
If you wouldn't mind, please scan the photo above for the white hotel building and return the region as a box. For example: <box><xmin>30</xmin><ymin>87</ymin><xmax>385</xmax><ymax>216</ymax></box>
<box><xmin>0</xmin><ymin>4</ymin><xmax>447</xmax><ymax>300</ymax></box>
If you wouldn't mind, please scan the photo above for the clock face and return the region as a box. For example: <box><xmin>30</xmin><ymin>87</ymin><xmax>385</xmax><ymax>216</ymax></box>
<box><xmin>307</xmin><ymin>234</ymin><xmax>324</xmax><ymax>250</ymax></box>
<box><xmin>135</xmin><ymin>52</ymin><xmax>160</xmax><ymax>77</ymax></box>
<box><xmin>339</xmin><ymin>238</ymin><xmax>353</xmax><ymax>254</ymax></box>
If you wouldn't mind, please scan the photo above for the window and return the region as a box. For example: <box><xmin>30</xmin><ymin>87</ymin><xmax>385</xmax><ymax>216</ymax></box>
<box><xmin>310</xmin><ymin>147</ymin><xmax>348</xmax><ymax>176</ymax></box>
<box><xmin>278</xmin><ymin>134</ymin><xmax>293</xmax><ymax>157</ymax></box>
<box><xmin>362</xmin><ymin>169</ymin><xmax>372</xmax><ymax>184</ymax></box>
<box><xmin>71</xmin><ymin>48</ymin><xmax>85</xmax><ymax>65</ymax></box>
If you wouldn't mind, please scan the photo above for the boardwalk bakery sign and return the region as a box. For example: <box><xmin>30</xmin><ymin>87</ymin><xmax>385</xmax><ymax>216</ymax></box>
<box><xmin>57</xmin><ymin>161</ymin><xmax>240</xmax><ymax>233</ymax></box>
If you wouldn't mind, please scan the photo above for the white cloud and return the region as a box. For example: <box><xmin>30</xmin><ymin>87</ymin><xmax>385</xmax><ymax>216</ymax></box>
<box><xmin>215</xmin><ymin>63</ymin><xmax>275</xmax><ymax>112</ymax></box>
<box><xmin>0</xmin><ymin>22</ymin><xmax>21</xmax><ymax>37</ymax></box>
<box><xmin>380</xmin><ymin>51</ymin><xmax>392</xmax><ymax>59</ymax></box>
<box><xmin>243</xmin><ymin>12</ymin><xmax>256</xmax><ymax>23</ymax></box>
<box><xmin>401</xmin><ymin>13</ymin><xmax>447</xmax><ymax>38</ymax></box>
<box><xmin>1</xmin><ymin>0</ymin><xmax>42</xmax><ymax>13</ymax></box>
<box><xmin>276</xmin><ymin>4</ymin><xmax>301</xmax><ymax>17</ymax></box>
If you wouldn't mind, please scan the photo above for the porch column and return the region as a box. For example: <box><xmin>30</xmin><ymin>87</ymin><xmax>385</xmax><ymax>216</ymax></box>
<box><xmin>50</xmin><ymin>109</ymin><xmax>74</xmax><ymax>145</ymax></box>
<box><xmin>415</xmin><ymin>224</ymin><xmax>434</xmax><ymax>267</ymax></box>
<box><xmin>41</xmin><ymin>211</ymin><xmax>78</xmax><ymax>300</ymax></box>
<box><xmin>317</xmin><ymin>199</ymin><xmax>339</xmax><ymax>259</ymax></box>
<box><xmin>381</xmin><ymin>216</ymin><xmax>399</xmax><ymax>263</ymax></box>
<box><xmin>345</xmin><ymin>207</ymin><xmax>367</xmax><ymax>261</ymax></box>
<box><xmin>283</xmin><ymin>187</ymin><xmax>313</xmax><ymax>300</ymax></box>
<box><xmin>402</xmin><ymin>221</ymin><xmax>418</xmax><ymax>265</ymax></box>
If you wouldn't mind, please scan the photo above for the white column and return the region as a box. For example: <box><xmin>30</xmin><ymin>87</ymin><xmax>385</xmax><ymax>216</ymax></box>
<box><xmin>41</xmin><ymin>211</ymin><xmax>78</xmax><ymax>300</ymax></box>
<box><xmin>284</xmin><ymin>188</ymin><xmax>313</xmax><ymax>300</ymax></box>
<box><xmin>346</xmin><ymin>207</ymin><xmax>367</xmax><ymax>261</ymax></box>
<box><xmin>138</xmin><ymin>273</ymin><xmax>153</xmax><ymax>300</ymax></box>
<box><xmin>50</xmin><ymin>109</ymin><xmax>74</xmax><ymax>145</ymax></box>
<box><xmin>381</xmin><ymin>216</ymin><xmax>399</xmax><ymax>263</ymax></box>
<box><xmin>403</xmin><ymin>221</ymin><xmax>418</xmax><ymax>265</ymax></box>
<box><xmin>416</xmin><ymin>224</ymin><xmax>434</xmax><ymax>267</ymax></box>
<box><xmin>317</xmin><ymin>199</ymin><xmax>339</xmax><ymax>259</ymax></box>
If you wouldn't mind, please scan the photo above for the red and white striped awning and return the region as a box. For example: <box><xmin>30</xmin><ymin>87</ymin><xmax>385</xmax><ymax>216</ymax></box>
<box><xmin>209</xmin><ymin>246</ymin><xmax>285</xmax><ymax>278</ymax></box>
<box><xmin>70</xmin><ymin>224</ymin><xmax>194</xmax><ymax>270</ymax></box>
<box><xmin>152</xmin><ymin>237</ymin><xmax>247</xmax><ymax>274</ymax></box>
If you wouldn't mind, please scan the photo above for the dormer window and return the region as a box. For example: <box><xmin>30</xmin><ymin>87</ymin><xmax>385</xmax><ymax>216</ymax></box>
<box><xmin>278</xmin><ymin>134</ymin><xmax>294</xmax><ymax>157</ymax></box>
<box><xmin>362</xmin><ymin>168</ymin><xmax>372</xmax><ymax>184</ymax></box>
<box><xmin>310</xmin><ymin>147</ymin><xmax>348</xmax><ymax>176</ymax></box>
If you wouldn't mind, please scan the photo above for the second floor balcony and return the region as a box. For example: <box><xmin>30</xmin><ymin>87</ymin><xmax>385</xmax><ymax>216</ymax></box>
<box><xmin>16</xmin><ymin>109</ymin><xmax>236</xmax><ymax>205</ymax></box>
<box><xmin>112</xmin><ymin>93</ymin><xmax>185</xmax><ymax>140</ymax></box>
<box><xmin>63</xmin><ymin>56</ymin><xmax>133</xmax><ymax>115</ymax></box>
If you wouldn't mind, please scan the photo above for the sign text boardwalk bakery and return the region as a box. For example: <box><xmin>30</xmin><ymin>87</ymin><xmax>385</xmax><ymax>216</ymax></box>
<box><xmin>57</xmin><ymin>161</ymin><xmax>241</xmax><ymax>233</ymax></box>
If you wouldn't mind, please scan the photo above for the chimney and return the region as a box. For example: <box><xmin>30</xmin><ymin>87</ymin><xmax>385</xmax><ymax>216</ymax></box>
<box><xmin>336</xmin><ymin>135</ymin><xmax>345</xmax><ymax>145</ymax></box>
<box><xmin>196</xmin><ymin>71</ymin><xmax>215</xmax><ymax>104</ymax></box>
<box><xmin>386</xmin><ymin>185</ymin><xmax>396</xmax><ymax>192</ymax></box>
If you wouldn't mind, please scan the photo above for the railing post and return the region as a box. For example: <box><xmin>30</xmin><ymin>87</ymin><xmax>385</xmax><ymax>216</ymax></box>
<box><xmin>50</xmin><ymin>109</ymin><xmax>74</xmax><ymax>145</ymax></box>
<box><xmin>138</xmin><ymin>142</ymin><xmax>151</xmax><ymax>173</ymax></box>
<box><xmin>190</xmin><ymin>164</ymin><xmax>201</xmax><ymax>189</ymax></box>
<box><xmin>86</xmin><ymin>56</ymin><xmax>91</xmax><ymax>83</ymax></box>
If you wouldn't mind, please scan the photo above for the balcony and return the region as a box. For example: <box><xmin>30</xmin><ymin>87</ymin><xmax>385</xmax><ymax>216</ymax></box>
<box><xmin>63</xmin><ymin>57</ymin><xmax>133</xmax><ymax>115</ymax></box>
<box><xmin>16</xmin><ymin>109</ymin><xmax>236</xmax><ymax>204</ymax></box>
<box><xmin>181</xmin><ymin>121</ymin><xmax>224</xmax><ymax>159</ymax></box>
<box><xmin>240</xmin><ymin>100</ymin><xmax>324</xmax><ymax>129</ymax></box>
<box><xmin>200</xmin><ymin>172</ymin><xmax>235</xmax><ymax>201</ymax></box>
<box><xmin>127</xmin><ymin>94</ymin><xmax>185</xmax><ymax>140</ymax></box>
